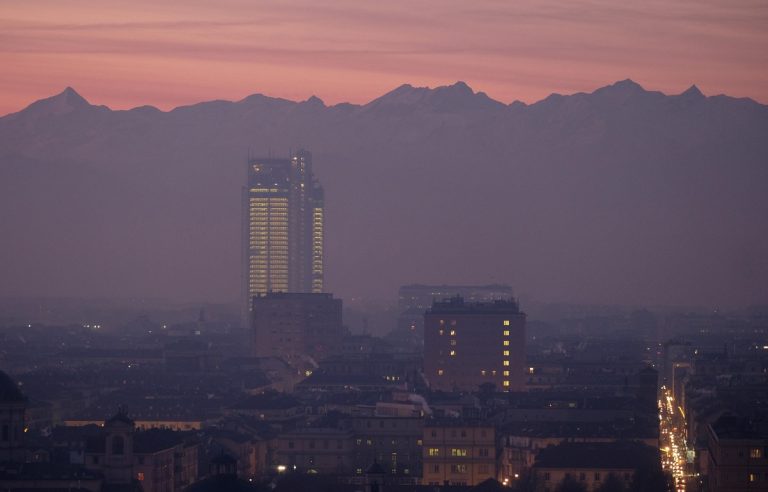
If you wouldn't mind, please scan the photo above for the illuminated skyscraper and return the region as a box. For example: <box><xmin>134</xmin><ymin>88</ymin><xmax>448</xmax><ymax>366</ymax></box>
<box><xmin>242</xmin><ymin>150</ymin><xmax>324</xmax><ymax>322</ymax></box>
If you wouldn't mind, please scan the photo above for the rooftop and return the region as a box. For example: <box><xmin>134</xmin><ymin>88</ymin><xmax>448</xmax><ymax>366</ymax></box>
<box><xmin>427</xmin><ymin>296</ymin><xmax>522</xmax><ymax>315</ymax></box>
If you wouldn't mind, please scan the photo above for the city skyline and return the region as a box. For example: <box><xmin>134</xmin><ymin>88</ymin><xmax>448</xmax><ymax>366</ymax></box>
<box><xmin>2</xmin><ymin>2</ymin><xmax>767</xmax><ymax>491</ymax></box>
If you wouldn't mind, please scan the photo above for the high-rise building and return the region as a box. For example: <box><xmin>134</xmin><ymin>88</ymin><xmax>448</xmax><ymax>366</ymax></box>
<box><xmin>423</xmin><ymin>296</ymin><xmax>526</xmax><ymax>392</ymax></box>
<box><xmin>397</xmin><ymin>284</ymin><xmax>514</xmax><ymax>343</ymax></box>
<box><xmin>241</xmin><ymin>150</ymin><xmax>324</xmax><ymax>323</ymax></box>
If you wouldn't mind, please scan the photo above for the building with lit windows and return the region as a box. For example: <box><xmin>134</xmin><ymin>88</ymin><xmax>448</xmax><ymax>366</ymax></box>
<box><xmin>422</xmin><ymin>421</ymin><xmax>496</xmax><ymax>486</ymax></box>
<box><xmin>241</xmin><ymin>150</ymin><xmax>324</xmax><ymax>324</ymax></box>
<box><xmin>424</xmin><ymin>296</ymin><xmax>526</xmax><ymax>392</ymax></box>
<box><xmin>706</xmin><ymin>414</ymin><xmax>768</xmax><ymax>491</ymax></box>
<box><xmin>396</xmin><ymin>284</ymin><xmax>514</xmax><ymax>344</ymax></box>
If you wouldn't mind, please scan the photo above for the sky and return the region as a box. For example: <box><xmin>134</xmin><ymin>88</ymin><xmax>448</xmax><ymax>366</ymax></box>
<box><xmin>1</xmin><ymin>0</ymin><xmax>767</xmax><ymax>115</ymax></box>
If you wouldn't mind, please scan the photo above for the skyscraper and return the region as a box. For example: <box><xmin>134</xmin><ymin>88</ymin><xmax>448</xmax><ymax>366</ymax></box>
<box><xmin>242</xmin><ymin>150</ymin><xmax>324</xmax><ymax>322</ymax></box>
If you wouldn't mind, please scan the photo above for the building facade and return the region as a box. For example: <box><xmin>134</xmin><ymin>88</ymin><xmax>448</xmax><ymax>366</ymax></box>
<box><xmin>0</xmin><ymin>371</ymin><xmax>26</xmax><ymax>463</ymax></box>
<box><xmin>242</xmin><ymin>150</ymin><xmax>324</xmax><ymax>323</ymax></box>
<box><xmin>424</xmin><ymin>297</ymin><xmax>526</xmax><ymax>392</ymax></box>
<box><xmin>707</xmin><ymin>415</ymin><xmax>768</xmax><ymax>491</ymax></box>
<box><xmin>252</xmin><ymin>292</ymin><xmax>345</xmax><ymax>366</ymax></box>
<box><xmin>397</xmin><ymin>284</ymin><xmax>514</xmax><ymax>343</ymax></box>
<box><xmin>421</xmin><ymin>422</ymin><xmax>496</xmax><ymax>486</ymax></box>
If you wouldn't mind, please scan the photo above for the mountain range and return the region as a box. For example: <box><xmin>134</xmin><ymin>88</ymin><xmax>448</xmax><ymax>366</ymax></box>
<box><xmin>1</xmin><ymin>80</ymin><xmax>766</xmax><ymax>308</ymax></box>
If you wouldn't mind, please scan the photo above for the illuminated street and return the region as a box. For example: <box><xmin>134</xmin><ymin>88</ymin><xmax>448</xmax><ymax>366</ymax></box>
<box><xmin>659</xmin><ymin>386</ymin><xmax>688</xmax><ymax>492</ymax></box>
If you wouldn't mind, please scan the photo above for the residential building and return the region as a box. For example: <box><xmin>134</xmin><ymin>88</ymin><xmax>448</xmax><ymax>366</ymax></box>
<box><xmin>422</xmin><ymin>421</ymin><xmax>496</xmax><ymax>486</ymax></box>
<box><xmin>397</xmin><ymin>284</ymin><xmax>514</xmax><ymax>343</ymax></box>
<box><xmin>424</xmin><ymin>297</ymin><xmax>526</xmax><ymax>392</ymax></box>
<box><xmin>531</xmin><ymin>441</ymin><xmax>662</xmax><ymax>492</ymax></box>
<box><xmin>273</xmin><ymin>428</ymin><xmax>355</xmax><ymax>474</ymax></box>
<box><xmin>707</xmin><ymin>414</ymin><xmax>768</xmax><ymax>491</ymax></box>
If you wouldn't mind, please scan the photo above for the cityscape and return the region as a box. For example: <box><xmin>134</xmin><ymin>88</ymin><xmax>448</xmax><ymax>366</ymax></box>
<box><xmin>1</xmin><ymin>2</ymin><xmax>767</xmax><ymax>492</ymax></box>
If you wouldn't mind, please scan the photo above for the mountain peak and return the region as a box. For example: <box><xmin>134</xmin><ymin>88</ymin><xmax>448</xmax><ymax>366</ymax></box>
<box><xmin>56</xmin><ymin>86</ymin><xmax>90</xmax><ymax>107</ymax></box>
<box><xmin>303</xmin><ymin>95</ymin><xmax>325</xmax><ymax>107</ymax></box>
<box><xmin>365</xmin><ymin>81</ymin><xmax>502</xmax><ymax>112</ymax></box>
<box><xmin>16</xmin><ymin>86</ymin><xmax>92</xmax><ymax>118</ymax></box>
<box><xmin>680</xmin><ymin>84</ymin><xmax>705</xmax><ymax>99</ymax></box>
<box><xmin>613</xmin><ymin>79</ymin><xmax>644</xmax><ymax>91</ymax></box>
<box><xmin>592</xmin><ymin>79</ymin><xmax>646</xmax><ymax>97</ymax></box>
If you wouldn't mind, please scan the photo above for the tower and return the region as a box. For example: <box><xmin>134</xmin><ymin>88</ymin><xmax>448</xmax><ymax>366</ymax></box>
<box><xmin>241</xmin><ymin>150</ymin><xmax>324</xmax><ymax>325</ymax></box>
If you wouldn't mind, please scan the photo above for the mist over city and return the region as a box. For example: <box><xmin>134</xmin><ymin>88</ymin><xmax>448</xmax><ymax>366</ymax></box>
<box><xmin>0</xmin><ymin>2</ymin><xmax>766</xmax><ymax>492</ymax></box>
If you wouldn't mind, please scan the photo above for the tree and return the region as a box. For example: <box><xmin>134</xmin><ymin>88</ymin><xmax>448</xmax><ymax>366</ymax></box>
<box><xmin>555</xmin><ymin>476</ymin><xmax>588</xmax><ymax>492</ymax></box>
<box><xmin>596</xmin><ymin>473</ymin><xmax>627</xmax><ymax>492</ymax></box>
<box><xmin>630</xmin><ymin>463</ymin><xmax>673</xmax><ymax>492</ymax></box>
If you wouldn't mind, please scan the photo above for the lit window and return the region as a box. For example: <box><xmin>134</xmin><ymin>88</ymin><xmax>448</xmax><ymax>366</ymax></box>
<box><xmin>428</xmin><ymin>448</ymin><xmax>440</xmax><ymax>456</ymax></box>
<box><xmin>503</xmin><ymin>330</ymin><xmax>510</xmax><ymax>336</ymax></box>
<box><xmin>137</xmin><ymin>472</ymin><xmax>145</xmax><ymax>481</ymax></box>
<box><xmin>503</xmin><ymin>350</ymin><xmax>509</xmax><ymax>356</ymax></box>
<box><xmin>528</xmin><ymin>367</ymin><xmax>535</xmax><ymax>374</ymax></box>
<box><xmin>503</xmin><ymin>361</ymin><xmax>510</xmax><ymax>366</ymax></box>
<box><xmin>450</xmin><ymin>339</ymin><xmax>457</xmax><ymax>346</ymax></box>
<box><xmin>439</xmin><ymin>329</ymin><xmax>444</xmax><ymax>336</ymax></box>
<box><xmin>749</xmin><ymin>473</ymin><xmax>756</xmax><ymax>482</ymax></box>
<box><xmin>503</xmin><ymin>370</ymin><xmax>510</xmax><ymax>376</ymax></box>
<box><xmin>503</xmin><ymin>381</ymin><xmax>510</xmax><ymax>387</ymax></box>
<box><xmin>450</xmin><ymin>330</ymin><xmax>456</xmax><ymax>336</ymax></box>
<box><xmin>438</xmin><ymin>369</ymin><xmax>444</xmax><ymax>376</ymax></box>
<box><xmin>750</xmin><ymin>448</ymin><xmax>762</xmax><ymax>458</ymax></box>
<box><xmin>503</xmin><ymin>320</ymin><xmax>510</xmax><ymax>326</ymax></box>
<box><xmin>450</xmin><ymin>350</ymin><xmax>456</xmax><ymax>356</ymax></box>
<box><xmin>503</xmin><ymin>340</ymin><xmax>510</xmax><ymax>346</ymax></box>
<box><xmin>450</xmin><ymin>448</ymin><xmax>468</xmax><ymax>457</ymax></box>
<box><xmin>481</xmin><ymin>370</ymin><xmax>486</xmax><ymax>376</ymax></box>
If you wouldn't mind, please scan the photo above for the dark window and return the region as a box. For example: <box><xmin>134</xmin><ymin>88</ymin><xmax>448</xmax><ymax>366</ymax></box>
<box><xmin>112</xmin><ymin>436</ymin><xmax>125</xmax><ymax>455</ymax></box>
<box><xmin>1</xmin><ymin>425</ymin><xmax>8</xmax><ymax>441</ymax></box>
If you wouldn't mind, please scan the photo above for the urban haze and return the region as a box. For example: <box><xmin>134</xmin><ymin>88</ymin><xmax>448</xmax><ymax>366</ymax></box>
<box><xmin>0</xmin><ymin>2</ymin><xmax>766</xmax><ymax>492</ymax></box>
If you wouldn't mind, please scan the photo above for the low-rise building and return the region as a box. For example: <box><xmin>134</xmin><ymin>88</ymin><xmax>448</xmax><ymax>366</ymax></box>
<box><xmin>273</xmin><ymin>428</ymin><xmax>355</xmax><ymax>475</ymax></box>
<box><xmin>422</xmin><ymin>421</ymin><xmax>496</xmax><ymax>486</ymax></box>
<box><xmin>531</xmin><ymin>441</ymin><xmax>662</xmax><ymax>492</ymax></box>
<box><xmin>707</xmin><ymin>414</ymin><xmax>768</xmax><ymax>491</ymax></box>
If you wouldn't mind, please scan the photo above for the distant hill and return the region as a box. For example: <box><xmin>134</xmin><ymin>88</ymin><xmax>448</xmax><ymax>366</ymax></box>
<box><xmin>1</xmin><ymin>80</ymin><xmax>766</xmax><ymax>307</ymax></box>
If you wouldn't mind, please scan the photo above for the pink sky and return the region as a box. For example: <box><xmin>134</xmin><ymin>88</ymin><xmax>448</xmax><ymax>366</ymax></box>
<box><xmin>1</xmin><ymin>0</ymin><xmax>766</xmax><ymax>115</ymax></box>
